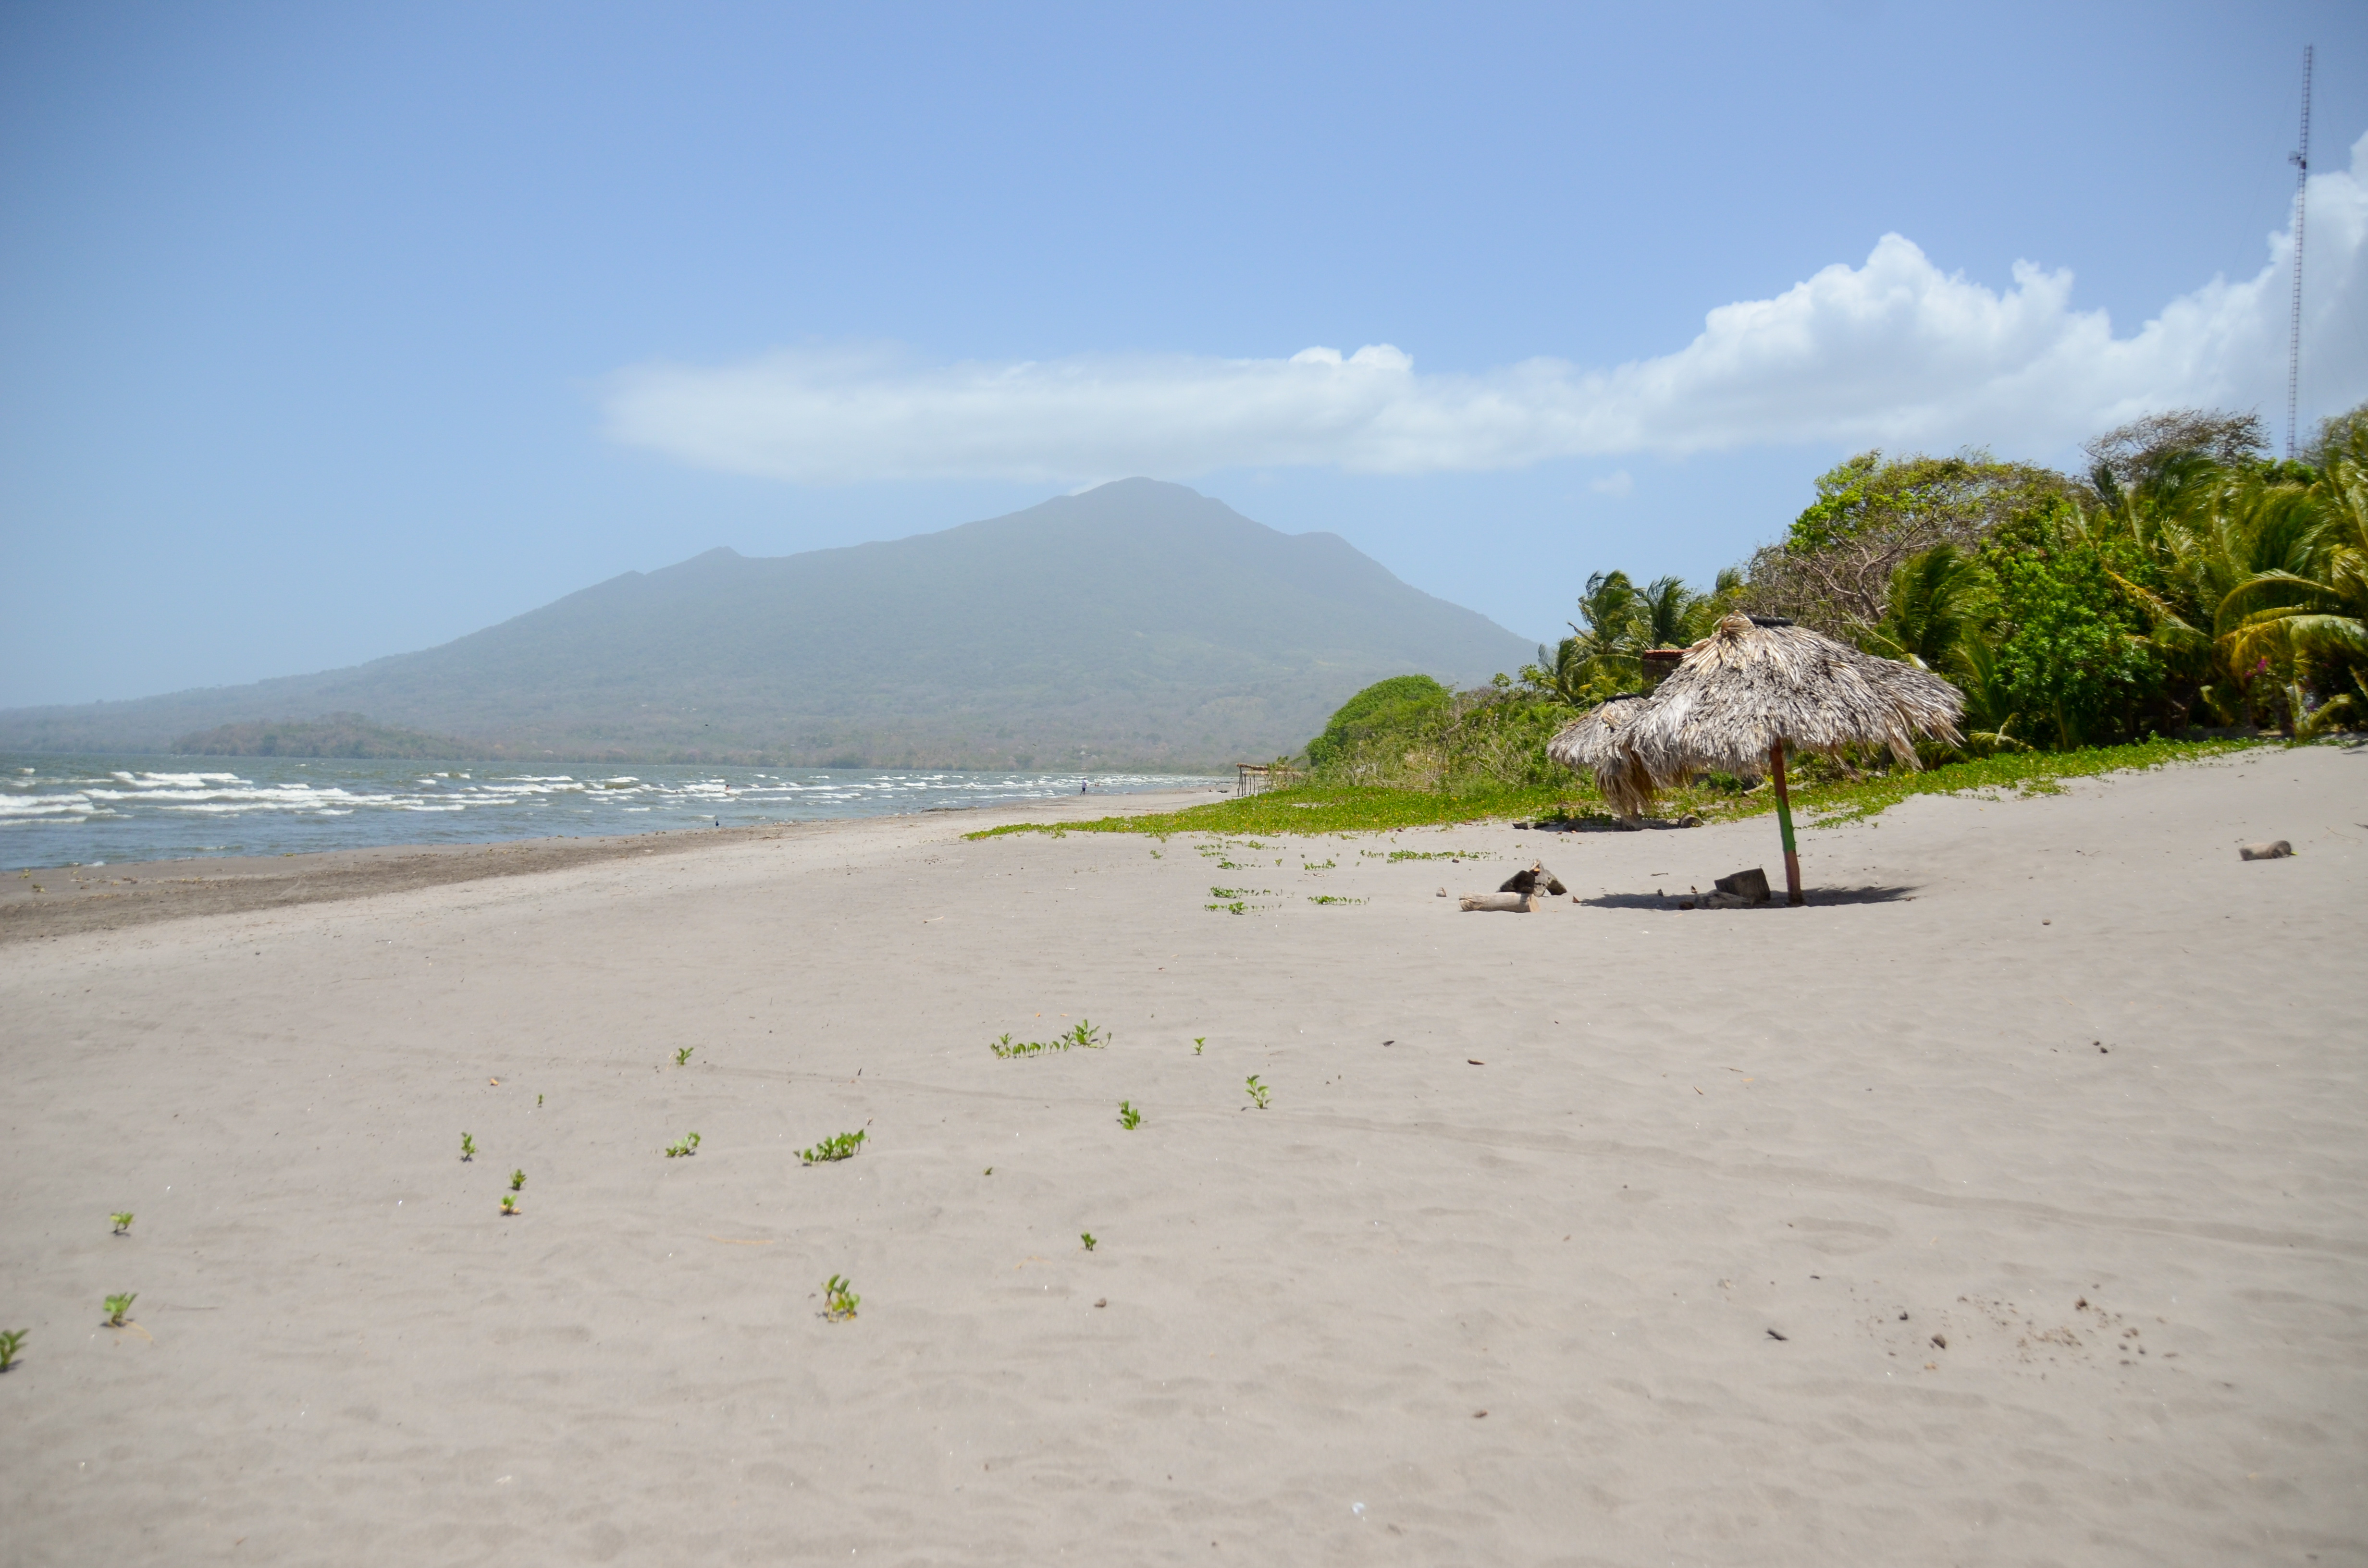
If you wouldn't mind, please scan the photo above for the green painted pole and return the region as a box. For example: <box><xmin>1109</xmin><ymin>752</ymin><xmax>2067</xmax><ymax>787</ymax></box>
<box><xmin>1770</xmin><ymin>740</ymin><xmax>1803</xmax><ymax>906</ymax></box>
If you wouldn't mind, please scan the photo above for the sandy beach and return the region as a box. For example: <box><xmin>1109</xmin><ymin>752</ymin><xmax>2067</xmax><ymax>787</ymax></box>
<box><xmin>2</xmin><ymin>746</ymin><xmax>2362</xmax><ymax>1566</ymax></box>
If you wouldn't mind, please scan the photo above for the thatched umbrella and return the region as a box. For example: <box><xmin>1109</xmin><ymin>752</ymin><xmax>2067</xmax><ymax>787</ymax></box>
<box><xmin>1544</xmin><ymin>691</ymin><xmax>1658</xmax><ymax>821</ymax></box>
<box><xmin>1627</xmin><ymin>614</ymin><xmax>1964</xmax><ymax>905</ymax></box>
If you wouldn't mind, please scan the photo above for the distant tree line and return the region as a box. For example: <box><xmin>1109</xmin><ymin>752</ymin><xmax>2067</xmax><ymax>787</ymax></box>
<box><xmin>1306</xmin><ymin>402</ymin><xmax>2368</xmax><ymax>790</ymax></box>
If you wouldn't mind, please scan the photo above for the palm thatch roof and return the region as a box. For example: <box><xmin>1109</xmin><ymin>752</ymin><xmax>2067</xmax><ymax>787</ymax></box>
<box><xmin>1628</xmin><ymin>614</ymin><xmax>1964</xmax><ymax>779</ymax></box>
<box><xmin>1544</xmin><ymin>691</ymin><xmax>1658</xmax><ymax>818</ymax></box>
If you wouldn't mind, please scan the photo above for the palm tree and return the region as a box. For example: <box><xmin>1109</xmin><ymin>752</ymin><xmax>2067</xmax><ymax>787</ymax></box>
<box><xmin>1636</xmin><ymin>575</ymin><xmax>1713</xmax><ymax>649</ymax></box>
<box><xmin>1867</xmin><ymin>543</ymin><xmax>1983</xmax><ymax>670</ymax></box>
<box><xmin>2088</xmin><ymin>455</ymin><xmax>2320</xmax><ymax>725</ymax></box>
<box><xmin>2219</xmin><ymin>427</ymin><xmax>2368</xmax><ymax>733</ymax></box>
<box><xmin>1525</xmin><ymin>571</ymin><xmax>1644</xmax><ymax>705</ymax></box>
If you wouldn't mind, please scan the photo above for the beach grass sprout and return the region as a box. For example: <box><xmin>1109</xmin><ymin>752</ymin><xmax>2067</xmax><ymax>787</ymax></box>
<box><xmin>1080</xmin><ymin>1232</ymin><xmax>1098</xmax><ymax>1251</ymax></box>
<box><xmin>1193</xmin><ymin>1037</ymin><xmax>1205</xmax><ymax>1054</ymax></box>
<box><xmin>823</xmin><ymin>1274</ymin><xmax>860</xmax><ymax>1321</ymax></box>
<box><xmin>111</xmin><ymin>1212</ymin><xmax>134</xmax><ymax>1235</ymax></box>
<box><xmin>1245</xmin><ymin>1075</ymin><xmax>1270</xmax><ymax>1110</ymax></box>
<box><xmin>1117</xmin><ymin>1100</ymin><xmax>1141</xmax><ymax>1130</ymax></box>
<box><xmin>103</xmin><ymin>1293</ymin><xmax>136</xmax><ymax>1327</ymax></box>
<box><xmin>674</xmin><ymin>1047</ymin><xmax>693</xmax><ymax>1066</ymax></box>
<box><xmin>990</xmin><ymin>1019</ymin><xmax>1110</xmax><ymax>1058</ymax></box>
<box><xmin>460</xmin><ymin>1132</ymin><xmax>476</xmax><ymax>1162</ymax></box>
<box><xmin>509</xmin><ymin>1169</ymin><xmax>526</xmax><ymax>1191</ymax></box>
<box><xmin>800</xmin><ymin>1130</ymin><xmax>867</xmax><ymax>1164</ymax></box>
<box><xmin>500</xmin><ymin>1194</ymin><xmax>517</xmax><ymax>1215</ymax></box>
<box><xmin>663</xmin><ymin>1131</ymin><xmax>702</xmax><ymax>1158</ymax></box>
<box><xmin>0</xmin><ymin>1329</ymin><xmax>23</xmax><ymax>1372</ymax></box>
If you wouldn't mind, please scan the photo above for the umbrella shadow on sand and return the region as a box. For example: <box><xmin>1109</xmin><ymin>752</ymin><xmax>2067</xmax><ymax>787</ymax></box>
<box><xmin>1578</xmin><ymin>885</ymin><xmax>1918</xmax><ymax>910</ymax></box>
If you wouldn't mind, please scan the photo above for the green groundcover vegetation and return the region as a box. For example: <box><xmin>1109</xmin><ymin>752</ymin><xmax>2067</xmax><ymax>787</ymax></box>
<box><xmin>969</xmin><ymin>736</ymin><xmax>2279</xmax><ymax>840</ymax></box>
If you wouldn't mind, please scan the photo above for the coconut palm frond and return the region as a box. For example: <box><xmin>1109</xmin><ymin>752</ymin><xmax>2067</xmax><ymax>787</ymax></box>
<box><xmin>2102</xmin><ymin>568</ymin><xmax>2210</xmax><ymax>651</ymax></box>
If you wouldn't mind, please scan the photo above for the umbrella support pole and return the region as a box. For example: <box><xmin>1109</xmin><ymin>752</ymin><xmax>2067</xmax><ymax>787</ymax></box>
<box><xmin>1769</xmin><ymin>741</ymin><xmax>1804</xmax><ymax>906</ymax></box>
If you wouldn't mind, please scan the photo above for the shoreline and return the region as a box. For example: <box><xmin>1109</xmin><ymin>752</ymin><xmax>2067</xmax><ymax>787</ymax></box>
<box><xmin>0</xmin><ymin>785</ymin><xmax>1221</xmax><ymax>943</ymax></box>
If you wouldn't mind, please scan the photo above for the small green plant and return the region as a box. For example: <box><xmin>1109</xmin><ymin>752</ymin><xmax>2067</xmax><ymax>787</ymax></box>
<box><xmin>663</xmin><ymin>1131</ymin><xmax>702</xmax><ymax>1158</ymax></box>
<box><xmin>1307</xmin><ymin>894</ymin><xmax>1367</xmax><ymax>905</ymax></box>
<box><xmin>0</xmin><ymin>1328</ymin><xmax>24</xmax><ymax>1372</ymax></box>
<box><xmin>1301</xmin><ymin>858</ymin><xmax>1337</xmax><ymax>870</ymax></box>
<box><xmin>989</xmin><ymin>1020</ymin><xmax>1110</xmax><ymax>1058</ymax></box>
<box><xmin>1245</xmin><ymin>1075</ymin><xmax>1270</xmax><ymax>1110</ymax></box>
<box><xmin>1192</xmin><ymin>1037</ymin><xmax>1205</xmax><ymax>1055</ymax></box>
<box><xmin>536</xmin><ymin>1093</ymin><xmax>543</xmax><ymax>1107</ymax></box>
<box><xmin>500</xmin><ymin>1194</ymin><xmax>518</xmax><ymax>1215</ymax></box>
<box><xmin>460</xmin><ymin>1132</ymin><xmax>476</xmax><ymax>1162</ymax></box>
<box><xmin>509</xmin><ymin>1169</ymin><xmax>526</xmax><ymax>1191</ymax></box>
<box><xmin>111</xmin><ymin>1212</ymin><xmax>134</xmax><ymax>1235</ymax></box>
<box><xmin>801</xmin><ymin>1130</ymin><xmax>867</xmax><ymax>1164</ymax></box>
<box><xmin>1205</xmin><ymin>900</ymin><xmax>1248</xmax><ymax>915</ymax></box>
<box><xmin>1117</xmin><ymin>1101</ymin><xmax>1141</xmax><ymax>1130</ymax></box>
<box><xmin>823</xmin><ymin>1274</ymin><xmax>860</xmax><ymax>1321</ymax></box>
<box><xmin>103</xmin><ymin>1292</ymin><xmax>136</xmax><ymax>1327</ymax></box>
<box><xmin>674</xmin><ymin>1047</ymin><xmax>693</xmax><ymax>1066</ymax></box>
<box><xmin>1080</xmin><ymin>1232</ymin><xmax>1098</xmax><ymax>1251</ymax></box>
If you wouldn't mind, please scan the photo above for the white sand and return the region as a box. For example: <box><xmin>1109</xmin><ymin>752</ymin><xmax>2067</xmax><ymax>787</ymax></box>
<box><xmin>2</xmin><ymin>747</ymin><xmax>2363</xmax><ymax>1564</ymax></box>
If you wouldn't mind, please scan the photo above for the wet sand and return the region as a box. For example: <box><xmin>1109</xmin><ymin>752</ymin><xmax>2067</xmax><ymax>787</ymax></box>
<box><xmin>1</xmin><ymin>746</ymin><xmax>2362</xmax><ymax>1565</ymax></box>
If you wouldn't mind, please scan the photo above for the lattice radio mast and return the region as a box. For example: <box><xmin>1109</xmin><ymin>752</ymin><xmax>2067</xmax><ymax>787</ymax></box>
<box><xmin>2287</xmin><ymin>44</ymin><xmax>2313</xmax><ymax>458</ymax></box>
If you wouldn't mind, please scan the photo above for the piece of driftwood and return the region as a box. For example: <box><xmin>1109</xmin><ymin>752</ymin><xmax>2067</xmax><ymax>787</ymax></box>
<box><xmin>1459</xmin><ymin>891</ymin><xmax>1531</xmax><ymax>912</ymax></box>
<box><xmin>1497</xmin><ymin>861</ymin><xmax>1567</xmax><ymax>897</ymax></box>
<box><xmin>2238</xmin><ymin>840</ymin><xmax>2293</xmax><ymax>861</ymax></box>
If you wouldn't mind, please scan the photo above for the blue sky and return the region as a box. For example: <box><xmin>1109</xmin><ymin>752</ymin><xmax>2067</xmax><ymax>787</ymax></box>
<box><xmin>4</xmin><ymin>1</ymin><xmax>2366</xmax><ymax>709</ymax></box>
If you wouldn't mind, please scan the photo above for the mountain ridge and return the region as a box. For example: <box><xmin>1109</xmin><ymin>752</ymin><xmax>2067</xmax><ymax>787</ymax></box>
<box><xmin>0</xmin><ymin>480</ymin><xmax>1535</xmax><ymax>767</ymax></box>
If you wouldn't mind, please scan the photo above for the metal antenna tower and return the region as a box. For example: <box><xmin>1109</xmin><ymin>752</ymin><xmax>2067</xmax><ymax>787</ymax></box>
<box><xmin>2287</xmin><ymin>45</ymin><xmax>2313</xmax><ymax>458</ymax></box>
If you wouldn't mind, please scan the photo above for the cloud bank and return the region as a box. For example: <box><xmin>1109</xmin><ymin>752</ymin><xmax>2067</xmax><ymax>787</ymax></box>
<box><xmin>606</xmin><ymin>133</ymin><xmax>2368</xmax><ymax>483</ymax></box>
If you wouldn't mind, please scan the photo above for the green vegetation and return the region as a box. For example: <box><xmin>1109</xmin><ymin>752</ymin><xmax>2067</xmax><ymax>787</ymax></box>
<box><xmin>1192</xmin><ymin>1037</ymin><xmax>1205</xmax><ymax>1055</ymax></box>
<box><xmin>111</xmin><ymin>1212</ymin><xmax>134</xmax><ymax>1235</ymax></box>
<box><xmin>1305</xmin><ymin>674</ymin><xmax>1452</xmax><ymax>768</ymax></box>
<box><xmin>0</xmin><ymin>1329</ymin><xmax>23</xmax><ymax>1372</ymax></box>
<box><xmin>500</xmin><ymin>1194</ymin><xmax>518</xmax><ymax>1215</ymax></box>
<box><xmin>1117</xmin><ymin>1101</ymin><xmax>1142</xmax><ymax>1130</ymax></box>
<box><xmin>673</xmin><ymin>1047</ymin><xmax>693</xmax><ymax>1066</ymax></box>
<box><xmin>460</xmin><ymin>1132</ymin><xmax>476</xmax><ymax>1162</ymax></box>
<box><xmin>823</xmin><ymin>1274</ymin><xmax>860</xmax><ymax>1321</ymax></box>
<box><xmin>1080</xmin><ymin>1232</ymin><xmax>1098</xmax><ymax>1251</ymax></box>
<box><xmin>801</xmin><ymin>1130</ymin><xmax>867</xmax><ymax>1164</ymax></box>
<box><xmin>663</xmin><ymin>1131</ymin><xmax>701</xmax><ymax>1158</ymax></box>
<box><xmin>1245</xmin><ymin>1075</ymin><xmax>1270</xmax><ymax>1110</ymax></box>
<box><xmin>1307</xmin><ymin>894</ymin><xmax>1366</xmax><ymax>905</ymax></box>
<box><xmin>989</xmin><ymin>1020</ymin><xmax>1109</xmax><ymax>1057</ymax></box>
<box><xmin>169</xmin><ymin>712</ymin><xmax>483</xmax><ymax>760</ymax></box>
<box><xmin>509</xmin><ymin>1169</ymin><xmax>526</xmax><ymax>1191</ymax></box>
<box><xmin>104</xmin><ymin>1293</ymin><xmax>136</xmax><ymax>1327</ymax></box>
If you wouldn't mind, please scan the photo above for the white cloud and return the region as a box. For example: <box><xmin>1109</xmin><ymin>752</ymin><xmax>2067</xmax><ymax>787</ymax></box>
<box><xmin>604</xmin><ymin>133</ymin><xmax>2368</xmax><ymax>483</ymax></box>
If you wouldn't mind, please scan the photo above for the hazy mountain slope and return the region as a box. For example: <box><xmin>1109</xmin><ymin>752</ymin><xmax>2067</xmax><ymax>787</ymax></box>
<box><xmin>0</xmin><ymin>480</ymin><xmax>1536</xmax><ymax>766</ymax></box>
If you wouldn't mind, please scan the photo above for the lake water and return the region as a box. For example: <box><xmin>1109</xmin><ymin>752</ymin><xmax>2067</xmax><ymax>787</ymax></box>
<box><xmin>0</xmin><ymin>755</ymin><xmax>1223</xmax><ymax>870</ymax></box>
